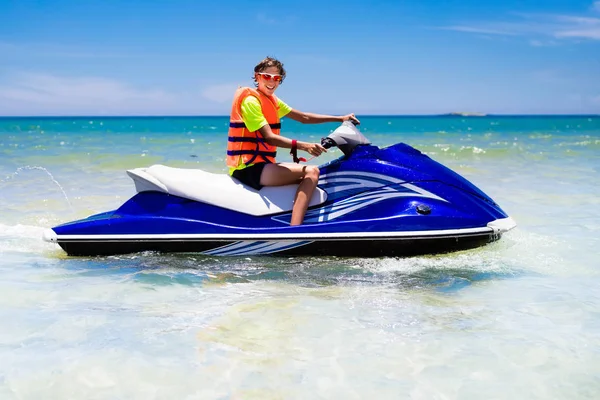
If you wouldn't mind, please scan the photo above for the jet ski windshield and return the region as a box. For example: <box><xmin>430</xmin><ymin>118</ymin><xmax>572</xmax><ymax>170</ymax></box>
<box><xmin>321</xmin><ymin>121</ymin><xmax>371</xmax><ymax>157</ymax></box>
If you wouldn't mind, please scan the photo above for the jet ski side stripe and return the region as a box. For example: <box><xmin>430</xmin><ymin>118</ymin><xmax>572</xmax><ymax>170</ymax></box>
<box><xmin>202</xmin><ymin>240</ymin><xmax>313</xmax><ymax>256</ymax></box>
<box><xmin>48</xmin><ymin>227</ymin><xmax>494</xmax><ymax>242</ymax></box>
<box><xmin>319</xmin><ymin>170</ymin><xmax>405</xmax><ymax>185</ymax></box>
<box><xmin>46</xmin><ymin>218</ymin><xmax>516</xmax><ymax>243</ymax></box>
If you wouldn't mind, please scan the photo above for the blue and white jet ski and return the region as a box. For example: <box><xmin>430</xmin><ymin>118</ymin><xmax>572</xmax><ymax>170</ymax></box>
<box><xmin>43</xmin><ymin>121</ymin><xmax>516</xmax><ymax>257</ymax></box>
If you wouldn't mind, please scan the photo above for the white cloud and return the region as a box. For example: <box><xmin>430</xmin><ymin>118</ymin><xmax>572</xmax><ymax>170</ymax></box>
<box><xmin>529</xmin><ymin>39</ymin><xmax>558</xmax><ymax>46</ymax></box>
<box><xmin>0</xmin><ymin>73</ymin><xmax>173</xmax><ymax>112</ymax></box>
<box><xmin>201</xmin><ymin>83</ymin><xmax>239</xmax><ymax>103</ymax></box>
<box><xmin>554</xmin><ymin>28</ymin><xmax>600</xmax><ymax>39</ymax></box>
<box><xmin>440</xmin><ymin>25</ymin><xmax>517</xmax><ymax>35</ymax></box>
<box><xmin>555</xmin><ymin>15</ymin><xmax>600</xmax><ymax>24</ymax></box>
<box><xmin>439</xmin><ymin>11</ymin><xmax>600</xmax><ymax>41</ymax></box>
<box><xmin>0</xmin><ymin>72</ymin><xmax>240</xmax><ymax>115</ymax></box>
<box><xmin>0</xmin><ymin>73</ymin><xmax>177</xmax><ymax>115</ymax></box>
<box><xmin>0</xmin><ymin>40</ymin><xmax>130</xmax><ymax>59</ymax></box>
<box><xmin>257</xmin><ymin>13</ymin><xmax>277</xmax><ymax>25</ymax></box>
<box><xmin>255</xmin><ymin>13</ymin><xmax>298</xmax><ymax>27</ymax></box>
<box><xmin>552</xmin><ymin>14</ymin><xmax>600</xmax><ymax>39</ymax></box>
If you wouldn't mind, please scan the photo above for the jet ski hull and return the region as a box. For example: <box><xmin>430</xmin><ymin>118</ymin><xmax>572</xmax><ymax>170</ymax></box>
<box><xmin>44</xmin><ymin>222</ymin><xmax>508</xmax><ymax>257</ymax></box>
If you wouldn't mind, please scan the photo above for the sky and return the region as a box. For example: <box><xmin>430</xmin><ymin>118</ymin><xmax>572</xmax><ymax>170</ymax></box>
<box><xmin>1</xmin><ymin>0</ymin><xmax>599</xmax><ymax>116</ymax></box>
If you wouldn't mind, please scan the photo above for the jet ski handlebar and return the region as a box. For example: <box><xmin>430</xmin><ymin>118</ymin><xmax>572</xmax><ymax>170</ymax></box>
<box><xmin>320</xmin><ymin>137</ymin><xmax>337</xmax><ymax>149</ymax></box>
<box><xmin>319</xmin><ymin>121</ymin><xmax>372</xmax><ymax>156</ymax></box>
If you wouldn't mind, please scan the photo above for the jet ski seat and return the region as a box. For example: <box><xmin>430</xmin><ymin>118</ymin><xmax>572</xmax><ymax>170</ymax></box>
<box><xmin>126</xmin><ymin>164</ymin><xmax>327</xmax><ymax>216</ymax></box>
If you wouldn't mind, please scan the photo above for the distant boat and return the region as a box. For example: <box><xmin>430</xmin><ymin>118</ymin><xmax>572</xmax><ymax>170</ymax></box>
<box><xmin>444</xmin><ymin>112</ymin><xmax>487</xmax><ymax>117</ymax></box>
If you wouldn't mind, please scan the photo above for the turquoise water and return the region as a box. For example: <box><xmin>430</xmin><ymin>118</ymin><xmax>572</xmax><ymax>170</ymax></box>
<box><xmin>1</xmin><ymin>115</ymin><xmax>599</xmax><ymax>398</ymax></box>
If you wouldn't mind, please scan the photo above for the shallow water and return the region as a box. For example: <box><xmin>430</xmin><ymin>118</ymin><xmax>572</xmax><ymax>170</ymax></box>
<box><xmin>1</xmin><ymin>116</ymin><xmax>599</xmax><ymax>398</ymax></box>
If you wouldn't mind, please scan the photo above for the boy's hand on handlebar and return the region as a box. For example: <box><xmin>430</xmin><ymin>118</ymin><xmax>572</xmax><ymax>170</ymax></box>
<box><xmin>342</xmin><ymin>113</ymin><xmax>360</xmax><ymax>125</ymax></box>
<box><xmin>301</xmin><ymin>142</ymin><xmax>327</xmax><ymax>157</ymax></box>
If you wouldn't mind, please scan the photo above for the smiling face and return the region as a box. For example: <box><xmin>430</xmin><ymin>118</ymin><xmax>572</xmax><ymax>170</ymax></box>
<box><xmin>255</xmin><ymin>66</ymin><xmax>283</xmax><ymax>97</ymax></box>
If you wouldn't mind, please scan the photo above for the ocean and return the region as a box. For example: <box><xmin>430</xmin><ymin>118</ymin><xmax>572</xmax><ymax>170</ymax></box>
<box><xmin>1</xmin><ymin>115</ymin><xmax>599</xmax><ymax>399</ymax></box>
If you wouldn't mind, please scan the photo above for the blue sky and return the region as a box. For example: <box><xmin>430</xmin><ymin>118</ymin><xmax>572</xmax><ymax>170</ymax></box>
<box><xmin>1</xmin><ymin>0</ymin><xmax>599</xmax><ymax>116</ymax></box>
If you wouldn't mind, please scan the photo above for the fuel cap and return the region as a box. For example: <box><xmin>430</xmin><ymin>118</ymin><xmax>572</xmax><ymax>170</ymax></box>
<box><xmin>416</xmin><ymin>204</ymin><xmax>431</xmax><ymax>215</ymax></box>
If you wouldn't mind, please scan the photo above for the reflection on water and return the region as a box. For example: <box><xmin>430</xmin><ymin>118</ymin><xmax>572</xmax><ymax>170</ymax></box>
<box><xmin>53</xmin><ymin>242</ymin><xmax>526</xmax><ymax>294</ymax></box>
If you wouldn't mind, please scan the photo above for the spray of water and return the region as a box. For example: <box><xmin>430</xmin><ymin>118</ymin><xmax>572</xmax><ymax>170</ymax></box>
<box><xmin>1</xmin><ymin>165</ymin><xmax>74</xmax><ymax>211</ymax></box>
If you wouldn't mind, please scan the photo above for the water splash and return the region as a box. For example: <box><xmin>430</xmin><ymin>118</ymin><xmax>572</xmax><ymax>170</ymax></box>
<box><xmin>1</xmin><ymin>166</ymin><xmax>73</xmax><ymax>211</ymax></box>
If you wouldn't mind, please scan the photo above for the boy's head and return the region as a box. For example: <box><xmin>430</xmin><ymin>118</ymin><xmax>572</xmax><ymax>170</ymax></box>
<box><xmin>253</xmin><ymin>56</ymin><xmax>286</xmax><ymax>86</ymax></box>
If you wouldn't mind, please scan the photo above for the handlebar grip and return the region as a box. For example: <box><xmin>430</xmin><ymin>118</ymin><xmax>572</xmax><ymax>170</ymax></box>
<box><xmin>321</xmin><ymin>137</ymin><xmax>336</xmax><ymax>149</ymax></box>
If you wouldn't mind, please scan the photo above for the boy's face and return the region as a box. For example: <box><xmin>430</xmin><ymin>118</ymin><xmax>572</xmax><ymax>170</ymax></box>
<box><xmin>255</xmin><ymin>66</ymin><xmax>282</xmax><ymax>96</ymax></box>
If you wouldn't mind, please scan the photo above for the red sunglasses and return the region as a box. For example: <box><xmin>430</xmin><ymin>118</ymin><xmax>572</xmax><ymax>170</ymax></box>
<box><xmin>258</xmin><ymin>72</ymin><xmax>283</xmax><ymax>82</ymax></box>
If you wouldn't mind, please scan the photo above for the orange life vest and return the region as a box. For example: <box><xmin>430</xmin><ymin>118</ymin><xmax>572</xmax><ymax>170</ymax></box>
<box><xmin>226</xmin><ymin>87</ymin><xmax>281</xmax><ymax>168</ymax></box>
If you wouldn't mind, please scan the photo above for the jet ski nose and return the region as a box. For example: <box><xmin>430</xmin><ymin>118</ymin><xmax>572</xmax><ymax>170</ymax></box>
<box><xmin>42</xmin><ymin>228</ymin><xmax>58</xmax><ymax>243</ymax></box>
<box><xmin>487</xmin><ymin>217</ymin><xmax>517</xmax><ymax>233</ymax></box>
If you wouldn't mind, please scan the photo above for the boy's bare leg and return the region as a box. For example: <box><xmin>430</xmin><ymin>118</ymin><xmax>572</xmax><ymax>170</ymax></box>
<box><xmin>260</xmin><ymin>163</ymin><xmax>320</xmax><ymax>226</ymax></box>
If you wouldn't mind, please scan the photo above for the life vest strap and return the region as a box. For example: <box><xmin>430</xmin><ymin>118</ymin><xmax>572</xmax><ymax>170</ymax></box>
<box><xmin>228</xmin><ymin>137</ymin><xmax>265</xmax><ymax>143</ymax></box>
<box><xmin>227</xmin><ymin>150</ymin><xmax>277</xmax><ymax>157</ymax></box>
<box><xmin>229</xmin><ymin>122</ymin><xmax>281</xmax><ymax>130</ymax></box>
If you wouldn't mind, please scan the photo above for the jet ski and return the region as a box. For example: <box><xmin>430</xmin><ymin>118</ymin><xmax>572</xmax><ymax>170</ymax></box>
<box><xmin>43</xmin><ymin>121</ymin><xmax>516</xmax><ymax>257</ymax></box>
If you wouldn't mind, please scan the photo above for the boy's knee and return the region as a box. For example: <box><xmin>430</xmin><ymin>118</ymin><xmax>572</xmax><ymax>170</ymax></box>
<box><xmin>306</xmin><ymin>165</ymin><xmax>320</xmax><ymax>180</ymax></box>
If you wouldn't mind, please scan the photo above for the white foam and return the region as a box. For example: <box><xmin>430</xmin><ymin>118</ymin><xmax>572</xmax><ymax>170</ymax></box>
<box><xmin>354</xmin><ymin>228</ymin><xmax>577</xmax><ymax>278</ymax></box>
<box><xmin>0</xmin><ymin>223</ymin><xmax>59</xmax><ymax>254</ymax></box>
<box><xmin>0</xmin><ymin>223</ymin><xmax>47</xmax><ymax>239</ymax></box>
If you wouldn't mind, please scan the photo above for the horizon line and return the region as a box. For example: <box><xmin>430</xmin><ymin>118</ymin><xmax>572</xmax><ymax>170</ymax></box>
<box><xmin>0</xmin><ymin>113</ymin><xmax>599</xmax><ymax>118</ymax></box>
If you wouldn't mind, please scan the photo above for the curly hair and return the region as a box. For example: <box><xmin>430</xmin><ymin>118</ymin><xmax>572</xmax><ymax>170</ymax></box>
<box><xmin>253</xmin><ymin>56</ymin><xmax>286</xmax><ymax>86</ymax></box>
